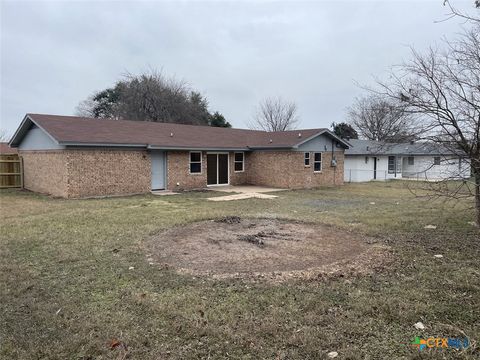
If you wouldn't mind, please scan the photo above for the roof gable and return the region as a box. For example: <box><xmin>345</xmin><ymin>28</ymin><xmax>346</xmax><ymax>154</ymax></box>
<box><xmin>294</xmin><ymin>130</ymin><xmax>350</xmax><ymax>150</ymax></box>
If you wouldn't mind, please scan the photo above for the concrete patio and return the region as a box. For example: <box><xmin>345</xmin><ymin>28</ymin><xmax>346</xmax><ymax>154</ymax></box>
<box><xmin>210</xmin><ymin>185</ymin><xmax>285</xmax><ymax>193</ymax></box>
<box><xmin>207</xmin><ymin>185</ymin><xmax>285</xmax><ymax>201</ymax></box>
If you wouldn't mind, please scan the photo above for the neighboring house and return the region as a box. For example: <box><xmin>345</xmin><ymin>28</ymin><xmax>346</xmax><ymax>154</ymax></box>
<box><xmin>344</xmin><ymin>139</ymin><xmax>471</xmax><ymax>182</ymax></box>
<box><xmin>9</xmin><ymin>114</ymin><xmax>350</xmax><ymax>198</ymax></box>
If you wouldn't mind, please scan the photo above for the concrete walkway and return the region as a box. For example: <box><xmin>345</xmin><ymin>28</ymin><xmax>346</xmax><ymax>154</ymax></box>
<box><xmin>210</xmin><ymin>185</ymin><xmax>285</xmax><ymax>193</ymax></box>
<box><xmin>207</xmin><ymin>185</ymin><xmax>284</xmax><ymax>201</ymax></box>
<box><xmin>151</xmin><ymin>190</ymin><xmax>179</xmax><ymax>196</ymax></box>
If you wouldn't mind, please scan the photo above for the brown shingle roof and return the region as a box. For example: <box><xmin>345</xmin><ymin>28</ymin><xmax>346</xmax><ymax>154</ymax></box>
<box><xmin>11</xmin><ymin>114</ymin><xmax>349</xmax><ymax>150</ymax></box>
<box><xmin>0</xmin><ymin>142</ymin><xmax>17</xmax><ymax>154</ymax></box>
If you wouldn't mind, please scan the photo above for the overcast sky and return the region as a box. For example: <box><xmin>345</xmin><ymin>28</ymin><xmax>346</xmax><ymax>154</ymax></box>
<box><xmin>0</xmin><ymin>0</ymin><xmax>474</xmax><ymax>135</ymax></box>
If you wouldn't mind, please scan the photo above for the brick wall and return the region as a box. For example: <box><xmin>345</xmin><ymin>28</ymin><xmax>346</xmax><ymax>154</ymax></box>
<box><xmin>66</xmin><ymin>149</ymin><xmax>150</xmax><ymax>198</ymax></box>
<box><xmin>20</xmin><ymin>148</ymin><xmax>345</xmax><ymax>198</ymax></box>
<box><xmin>167</xmin><ymin>151</ymin><xmax>207</xmax><ymax>190</ymax></box>
<box><xmin>21</xmin><ymin>151</ymin><xmax>69</xmax><ymax>197</ymax></box>
<box><xmin>166</xmin><ymin>151</ymin><xmax>249</xmax><ymax>189</ymax></box>
<box><xmin>165</xmin><ymin>150</ymin><xmax>344</xmax><ymax>190</ymax></box>
<box><xmin>247</xmin><ymin>150</ymin><xmax>344</xmax><ymax>188</ymax></box>
<box><xmin>229</xmin><ymin>152</ymin><xmax>249</xmax><ymax>185</ymax></box>
<box><xmin>20</xmin><ymin>149</ymin><xmax>150</xmax><ymax>198</ymax></box>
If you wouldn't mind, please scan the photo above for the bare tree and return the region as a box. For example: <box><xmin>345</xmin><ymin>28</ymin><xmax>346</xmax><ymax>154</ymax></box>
<box><xmin>440</xmin><ymin>0</ymin><xmax>479</xmax><ymax>23</ymax></box>
<box><xmin>75</xmin><ymin>97</ymin><xmax>97</xmax><ymax>118</ymax></box>
<box><xmin>250</xmin><ymin>97</ymin><xmax>299</xmax><ymax>131</ymax></box>
<box><xmin>374</xmin><ymin>25</ymin><xmax>480</xmax><ymax>226</ymax></box>
<box><xmin>347</xmin><ymin>95</ymin><xmax>418</xmax><ymax>142</ymax></box>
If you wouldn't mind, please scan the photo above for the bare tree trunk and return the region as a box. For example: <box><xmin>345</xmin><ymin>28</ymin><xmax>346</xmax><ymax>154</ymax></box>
<box><xmin>475</xmin><ymin>169</ymin><xmax>480</xmax><ymax>227</ymax></box>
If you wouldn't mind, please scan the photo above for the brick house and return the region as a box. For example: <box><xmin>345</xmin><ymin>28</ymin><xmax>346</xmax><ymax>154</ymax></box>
<box><xmin>9</xmin><ymin>114</ymin><xmax>350</xmax><ymax>198</ymax></box>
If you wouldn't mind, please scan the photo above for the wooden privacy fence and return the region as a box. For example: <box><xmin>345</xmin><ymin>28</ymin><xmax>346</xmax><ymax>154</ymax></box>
<box><xmin>0</xmin><ymin>154</ymin><xmax>23</xmax><ymax>188</ymax></box>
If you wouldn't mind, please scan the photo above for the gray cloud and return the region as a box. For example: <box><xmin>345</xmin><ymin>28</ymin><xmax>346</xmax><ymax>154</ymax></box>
<box><xmin>0</xmin><ymin>0</ymin><xmax>471</xmax><ymax>135</ymax></box>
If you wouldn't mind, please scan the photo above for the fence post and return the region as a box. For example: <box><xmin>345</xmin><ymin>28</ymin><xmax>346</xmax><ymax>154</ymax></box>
<box><xmin>20</xmin><ymin>156</ymin><xmax>24</xmax><ymax>189</ymax></box>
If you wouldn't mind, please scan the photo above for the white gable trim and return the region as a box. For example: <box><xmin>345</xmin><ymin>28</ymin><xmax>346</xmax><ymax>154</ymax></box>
<box><xmin>9</xmin><ymin>115</ymin><xmax>61</xmax><ymax>147</ymax></box>
<box><xmin>292</xmin><ymin>129</ymin><xmax>350</xmax><ymax>149</ymax></box>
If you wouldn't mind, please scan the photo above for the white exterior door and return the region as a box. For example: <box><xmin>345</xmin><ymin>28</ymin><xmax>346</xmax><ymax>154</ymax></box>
<box><xmin>151</xmin><ymin>151</ymin><xmax>166</xmax><ymax>190</ymax></box>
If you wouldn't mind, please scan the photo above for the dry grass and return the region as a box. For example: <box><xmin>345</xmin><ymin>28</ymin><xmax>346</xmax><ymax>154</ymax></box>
<box><xmin>0</xmin><ymin>181</ymin><xmax>479</xmax><ymax>359</ymax></box>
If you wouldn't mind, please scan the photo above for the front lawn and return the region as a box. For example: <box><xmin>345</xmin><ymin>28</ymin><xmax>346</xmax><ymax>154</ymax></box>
<box><xmin>0</xmin><ymin>181</ymin><xmax>478</xmax><ymax>359</ymax></box>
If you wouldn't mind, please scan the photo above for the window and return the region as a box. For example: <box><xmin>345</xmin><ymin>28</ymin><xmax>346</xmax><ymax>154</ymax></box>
<box><xmin>304</xmin><ymin>152</ymin><xmax>310</xmax><ymax>167</ymax></box>
<box><xmin>433</xmin><ymin>156</ymin><xmax>441</xmax><ymax>165</ymax></box>
<box><xmin>313</xmin><ymin>152</ymin><xmax>322</xmax><ymax>172</ymax></box>
<box><xmin>365</xmin><ymin>156</ymin><xmax>369</xmax><ymax>164</ymax></box>
<box><xmin>189</xmin><ymin>151</ymin><xmax>202</xmax><ymax>173</ymax></box>
<box><xmin>234</xmin><ymin>152</ymin><xmax>244</xmax><ymax>172</ymax></box>
<box><xmin>408</xmin><ymin>156</ymin><xmax>415</xmax><ymax>166</ymax></box>
<box><xmin>388</xmin><ymin>156</ymin><xmax>396</xmax><ymax>174</ymax></box>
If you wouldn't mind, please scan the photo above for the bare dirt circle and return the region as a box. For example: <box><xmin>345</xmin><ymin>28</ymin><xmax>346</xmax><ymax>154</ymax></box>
<box><xmin>145</xmin><ymin>217</ymin><xmax>390</xmax><ymax>280</ymax></box>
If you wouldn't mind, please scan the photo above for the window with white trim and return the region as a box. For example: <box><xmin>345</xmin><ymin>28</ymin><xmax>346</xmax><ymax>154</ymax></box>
<box><xmin>388</xmin><ymin>156</ymin><xmax>396</xmax><ymax>174</ymax></box>
<box><xmin>189</xmin><ymin>151</ymin><xmax>202</xmax><ymax>173</ymax></box>
<box><xmin>304</xmin><ymin>152</ymin><xmax>310</xmax><ymax>167</ymax></box>
<box><xmin>313</xmin><ymin>152</ymin><xmax>322</xmax><ymax>172</ymax></box>
<box><xmin>433</xmin><ymin>156</ymin><xmax>441</xmax><ymax>165</ymax></box>
<box><xmin>234</xmin><ymin>152</ymin><xmax>244</xmax><ymax>172</ymax></box>
<box><xmin>408</xmin><ymin>156</ymin><xmax>415</xmax><ymax>166</ymax></box>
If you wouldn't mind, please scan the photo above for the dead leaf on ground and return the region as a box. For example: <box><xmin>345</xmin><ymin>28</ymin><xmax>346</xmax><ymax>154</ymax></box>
<box><xmin>109</xmin><ymin>339</ymin><xmax>121</xmax><ymax>349</ymax></box>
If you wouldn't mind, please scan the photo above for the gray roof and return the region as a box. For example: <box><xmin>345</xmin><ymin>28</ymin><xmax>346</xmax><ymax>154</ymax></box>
<box><xmin>345</xmin><ymin>139</ymin><xmax>459</xmax><ymax>156</ymax></box>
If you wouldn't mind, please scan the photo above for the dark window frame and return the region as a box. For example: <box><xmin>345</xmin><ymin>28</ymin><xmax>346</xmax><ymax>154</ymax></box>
<box><xmin>234</xmin><ymin>152</ymin><xmax>244</xmax><ymax>172</ymax></box>
<box><xmin>189</xmin><ymin>151</ymin><xmax>202</xmax><ymax>174</ymax></box>
<box><xmin>388</xmin><ymin>156</ymin><xmax>396</xmax><ymax>174</ymax></box>
<box><xmin>304</xmin><ymin>152</ymin><xmax>310</xmax><ymax>167</ymax></box>
<box><xmin>313</xmin><ymin>152</ymin><xmax>322</xmax><ymax>172</ymax></box>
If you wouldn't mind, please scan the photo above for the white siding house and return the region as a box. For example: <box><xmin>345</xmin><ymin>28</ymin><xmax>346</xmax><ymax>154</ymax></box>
<box><xmin>344</xmin><ymin>155</ymin><xmax>401</xmax><ymax>182</ymax></box>
<box><xmin>344</xmin><ymin>140</ymin><xmax>471</xmax><ymax>182</ymax></box>
<box><xmin>401</xmin><ymin>155</ymin><xmax>470</xmax><ymax>180</ymax></box>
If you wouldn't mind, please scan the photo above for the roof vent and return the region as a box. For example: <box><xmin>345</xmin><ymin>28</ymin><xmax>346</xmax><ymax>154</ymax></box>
<box><xmin>269</xmin><ymin>139</ymin><xmax>273</xmax><ymax>143</ymax></box>
<box><xmin>298</xmin><ymin>133</ymin><xmax>302</xmax><ymax>138</ymax></box>
<box><xmin>170</xmin><ymin>132</ymin><xmax>174</xmax><ymax>137</ymax></box>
